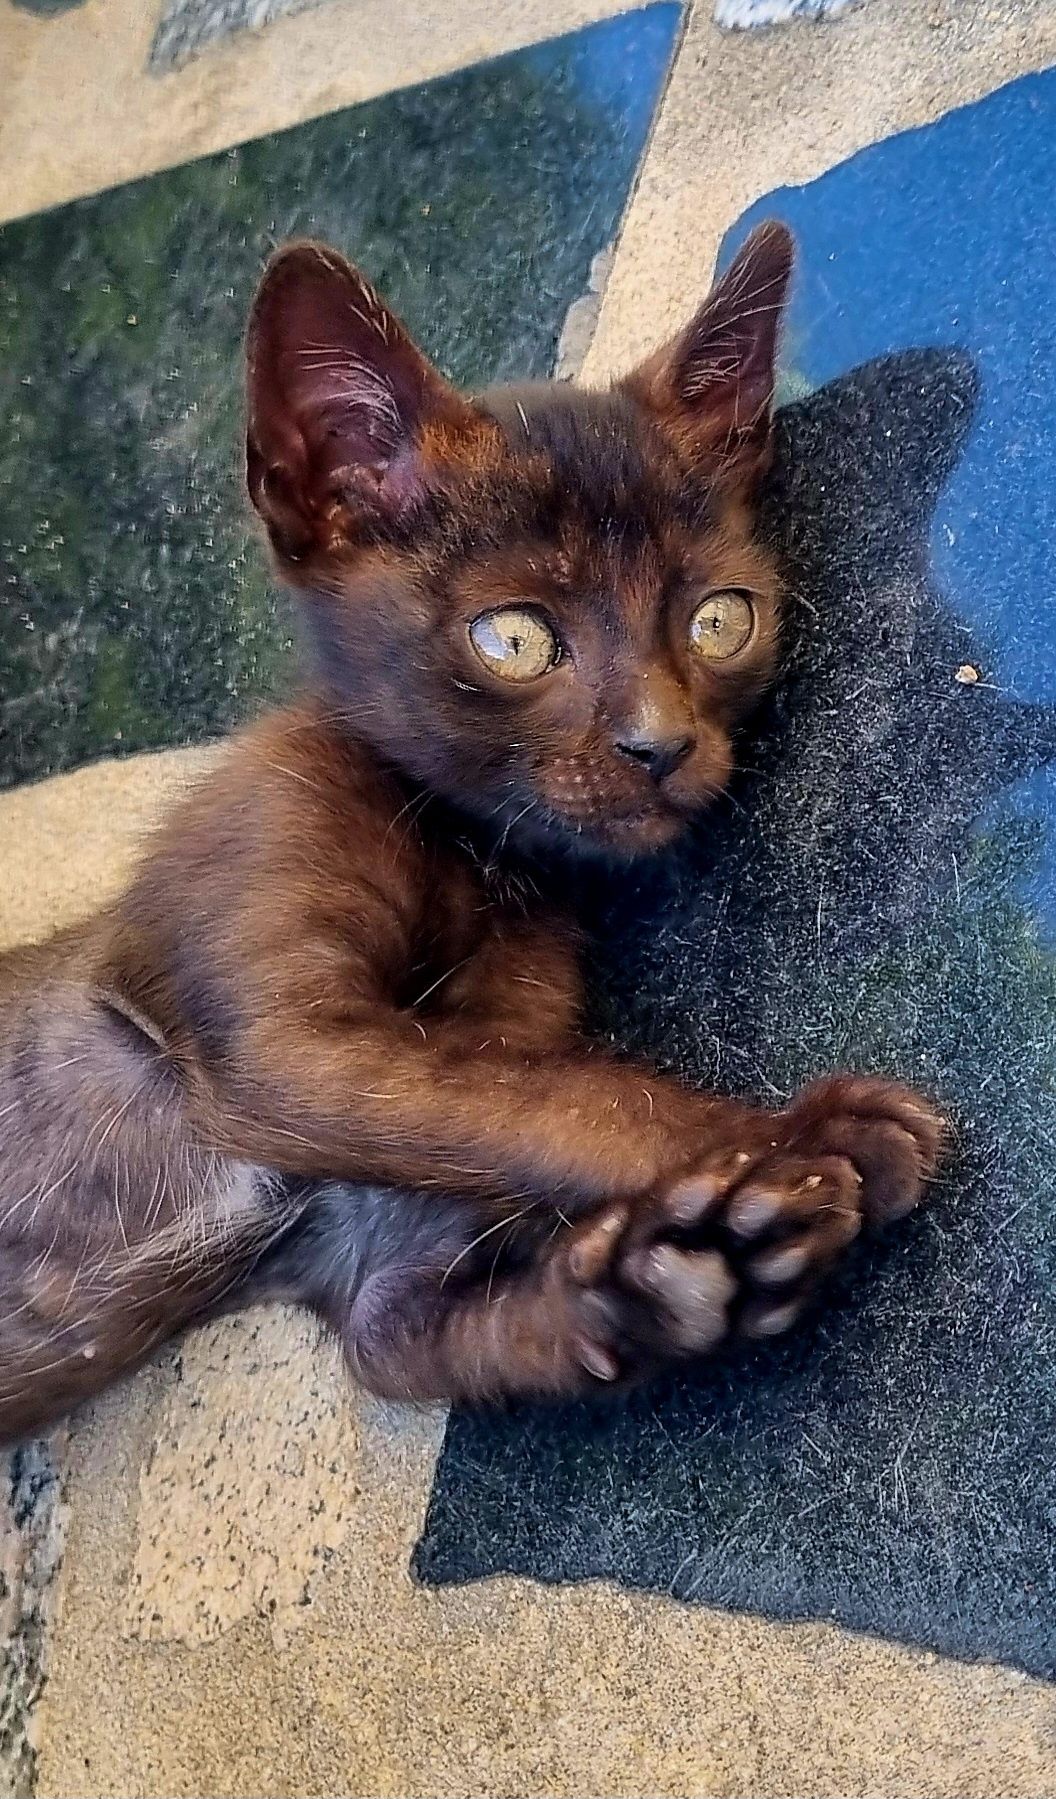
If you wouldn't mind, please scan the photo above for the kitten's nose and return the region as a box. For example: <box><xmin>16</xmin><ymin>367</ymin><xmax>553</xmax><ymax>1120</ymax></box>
<box><xmin>615</xmin><ymin>730</ymin><xmax>695</xmax><ymax>783</ymax></box>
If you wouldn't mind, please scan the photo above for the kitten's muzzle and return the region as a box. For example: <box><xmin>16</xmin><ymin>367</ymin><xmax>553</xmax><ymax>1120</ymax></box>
<box><xmin>612</xmin><ymin>668</ymin><xmax>697</xmax><ymax>785</ymax></box>
<box><xmin>614</xmin><ymin>729</ymin><xmax>696</xmax><ymax>784</ymax></box>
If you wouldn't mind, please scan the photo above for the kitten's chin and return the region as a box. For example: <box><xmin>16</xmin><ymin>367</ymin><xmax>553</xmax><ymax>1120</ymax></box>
<box><xmin>591</xmin><ymin>810</ymin><xmax>689</xmax><ymax>857</ymax></box>
<box><xmin>514</xmin><ymin>799</ymin><xmax>693</xmax><ymax>860</ymax></box>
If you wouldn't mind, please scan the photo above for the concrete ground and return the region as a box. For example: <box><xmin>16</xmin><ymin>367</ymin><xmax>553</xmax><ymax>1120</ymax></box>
<box><xmin>3</xmin><ymin>0</ymin><xmax>1056</xmax><ymax>1793</ymax></box>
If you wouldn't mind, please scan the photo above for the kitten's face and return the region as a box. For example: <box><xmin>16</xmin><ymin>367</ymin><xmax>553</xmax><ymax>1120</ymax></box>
<box><xmin>245</xmin><ymin>228</ymin><xmax>792</xmax><ymax>857</ymax></box>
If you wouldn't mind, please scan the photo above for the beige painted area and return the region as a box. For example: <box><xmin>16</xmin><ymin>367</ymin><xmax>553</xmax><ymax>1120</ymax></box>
<box><xmin>0</xmin><ymin>747</ymin><xmax>216</xmax><ymax>952</ymax></box>
<box><xmin>122</xmin><ymin>1307</ymin><xmax>443</xmax><ymax>1649</ymax></box>
<box><xmin>0</xmin><ymin>0</ymin><xmax>634</xmax><ymax>225</ymax></box>
<box><xmin>584</xmin><ymin>0</ymin><xmax>1056</xmax><ymax>382</ymax></box>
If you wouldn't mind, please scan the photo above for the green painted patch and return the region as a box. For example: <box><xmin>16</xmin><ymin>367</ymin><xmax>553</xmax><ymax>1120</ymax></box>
<box><xmin>0</xmin><ymin>6</ymin><xmax>679</xmax><ymax>787</ymax></box>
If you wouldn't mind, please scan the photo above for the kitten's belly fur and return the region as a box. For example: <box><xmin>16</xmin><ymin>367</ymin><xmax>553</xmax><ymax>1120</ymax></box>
<box><xmin>0</xmin><ymin>930</ymin><xmax>491</xmax><ymax>1439</ymax></box>
<box><xmin>0</xmin><ymin>929</ymin><xmax>290</xmax><ymax>1439</ymax></box>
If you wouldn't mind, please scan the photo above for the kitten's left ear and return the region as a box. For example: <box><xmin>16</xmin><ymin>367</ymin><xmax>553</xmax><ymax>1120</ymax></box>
<box><xmin>625</xmin><ymin>220</ymin><xmax>794</xmax><ymax>490</ymax></box>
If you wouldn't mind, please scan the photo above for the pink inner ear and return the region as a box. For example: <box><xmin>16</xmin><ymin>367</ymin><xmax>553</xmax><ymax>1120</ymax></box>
<box><xmin>247</xmin><ymin>244</ymin><xmax>440</xmax><ymax>515</ymax></box>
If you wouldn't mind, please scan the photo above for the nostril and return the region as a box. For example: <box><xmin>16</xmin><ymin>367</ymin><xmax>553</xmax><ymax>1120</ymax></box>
<box><xmin>615</xmin><ymin>733</ymin><xmax>695</xmax><ymax>783</ymax></box>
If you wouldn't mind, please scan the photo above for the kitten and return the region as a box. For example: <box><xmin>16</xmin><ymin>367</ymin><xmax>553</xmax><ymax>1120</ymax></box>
<box><xmin>0</xmin><ymin>223</ymin><xmax>942</xmax><ymax>1438</ymax></box>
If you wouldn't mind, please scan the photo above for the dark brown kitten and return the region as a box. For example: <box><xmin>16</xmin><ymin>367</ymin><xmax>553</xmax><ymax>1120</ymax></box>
<box><xmin>0</xmin><ymin>224</ymin><xmax>942</xmax><ymax>1437</ymax></box>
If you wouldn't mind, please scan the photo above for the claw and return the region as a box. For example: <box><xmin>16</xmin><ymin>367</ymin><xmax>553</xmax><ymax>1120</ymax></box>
<box><xmin>661</xmin><ymin>1171</ymin><xmax>727</xmax><ymax>1226</ymax></box>
<box><xmin>747</xmin><ymin>1240</ymin><xmax>811</xmax><ymax>1285</ymax></box>
<box><xmin>567</xmin><ymin>1207</ymin><xmax>626</xmax><ymax>1284</ymax></box>
<box><xmin>576</xmin><ymin>1336</ymin><xmax>620</xmax><ymax>1381</ymax></box>
<box><xmin>741</xmin><ymin>1297</ymin><xmax>803</xmax><ymax>1338</ymax></box>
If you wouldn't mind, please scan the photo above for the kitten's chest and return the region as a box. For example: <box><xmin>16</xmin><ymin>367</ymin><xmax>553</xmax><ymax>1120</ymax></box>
<box><xmin>401</xmin><ymin>831</ymin><xmax>536</xmax><ymax>1005</ymax></box>
<box><xmin>412</xmin><ymin>843</ymin><xmax>499</xmax><ymax>965</ymax></box>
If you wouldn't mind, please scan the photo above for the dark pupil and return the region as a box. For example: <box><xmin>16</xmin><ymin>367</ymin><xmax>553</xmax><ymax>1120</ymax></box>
<box><xmin>509</xmin><ymin>631</ymin><xmax>525</xmax><ymax>653</ymax></box>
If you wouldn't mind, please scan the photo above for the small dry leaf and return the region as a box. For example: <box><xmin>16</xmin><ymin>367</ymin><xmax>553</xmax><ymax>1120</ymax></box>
<box><xmin>955</xmin><ymin>663</ymin><xmax>981</xmax><ymax>685</ymax></box>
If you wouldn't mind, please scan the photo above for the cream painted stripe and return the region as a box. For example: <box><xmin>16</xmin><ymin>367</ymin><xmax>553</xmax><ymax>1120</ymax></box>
<box><xmin>0</xmin><ymin>0</ymin><xmax>638</xmax><ymax>225</ymax></box>
<box><xmin>0</xmin><ymin>747</ymin><xmax>218</xmax><ymax>952</ymax></box>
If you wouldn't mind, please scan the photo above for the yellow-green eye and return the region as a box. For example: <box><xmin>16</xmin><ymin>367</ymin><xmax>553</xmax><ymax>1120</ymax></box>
<box><xmin>468</xmin><ymin>607</ymin><xmax>559</xmax><ymax>682</ymax></box>
<box><xmin>689</xmin><ymin>590</ymin><xmax>756</xmax><ymax>661</ymax></box>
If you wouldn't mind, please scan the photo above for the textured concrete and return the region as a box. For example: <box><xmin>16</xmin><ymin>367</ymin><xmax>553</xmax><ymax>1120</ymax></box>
<box><xmin>0</xmin><ymin>0</ymin><xmax>635</xmax><ymax>225</ymax></box>
<box><xmin>5</xmin><ymin>0</ymin><xmax>1056</xmax><ymax>1791</ymax></box>
<box><xmin>583</xmin><ymin>0</ymin><xmax>1056</xmax><ymax>383</ymax></box>
<box><xmin>715</xmin><ymin>0</ymin><xmax>853</xmax><ymax>22</ymax></box>
<box><xmin>0</xmin><ymin>751</ymin><xmax>217</xmax><ymax>954</ymax></box>
<box><xmin>150</xmin><ymin>0</ymin><xmax>330</xmax><ymax>70</ymax></box>
<box><xmin>147</xmin><ymin>0</ymin><xmax>850</xmax><ymax>70</ymax></box>
<box><xmin>146</xmin><ymin>0</ymin><xmax>853</xmax><ymax>75</ymax></box>
<box><xmin>0</xmin><ymin>1436</ymin><xmax>68</xmax><ymax>1799</ymax></box>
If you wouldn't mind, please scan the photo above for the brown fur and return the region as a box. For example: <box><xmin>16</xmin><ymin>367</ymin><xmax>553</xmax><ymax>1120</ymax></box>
<box><xmin>0</xmin><ymin>224</ymin><xmax>943</xmax><ymax>1437</ymax></box>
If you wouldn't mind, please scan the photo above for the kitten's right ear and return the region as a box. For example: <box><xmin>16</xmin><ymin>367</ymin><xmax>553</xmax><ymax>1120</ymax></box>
<box><xmin>246</xmin><ymin>242</ymin><xmax>497</xmax><ymax>561</ymax></box>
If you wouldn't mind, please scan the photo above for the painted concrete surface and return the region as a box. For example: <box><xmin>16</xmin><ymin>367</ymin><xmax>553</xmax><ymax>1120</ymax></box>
<box><xmin>0</xmin><ymin>1438</ymin><xmax>67</xmax><ymax>1799</ymax></box>
<box><xmin>150</xmin><ymin>0</ymin><xmax>330</xmax><ymax>69</ymax></box>
<box><xmin>0</xmin><ymin>0</ymin><xmax>640</xmax><ymax>226</ymax></box>
<box><xmin>716</xmin><ymin>0</ymin><xmax>853</xmax><ymax>22</ymax></box>
<box><xmin>3</xmin><ymin>0</ymin><xmax>1056</xmax><ymax>1792</ymax></box>
<box><xmin>148</xmin><ymin>0</ymin><xmax>854</xmax><ymax>67</ymax></box>
<box><xmin>0</xmin><ymin>8</ymin><xmax>677</xmax><ymax>790</ymax></box>
<box><xmin>582</xmin><ymin>0</ymin><xmax>1056</xmax><ymax>385</ymax></box>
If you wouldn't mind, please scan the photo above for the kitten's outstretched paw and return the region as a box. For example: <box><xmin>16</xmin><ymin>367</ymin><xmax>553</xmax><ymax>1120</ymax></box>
<box><xmin>668</xmin><ymin>1073</ymin><xmax>945</xmax><ymax>1338</ymax></box>
<box><xmin>777</xmin><ymin>1074</ymin><xmax>945</xmax><ymax>1222</ymax></box>
<box><xmin>552</xmin><ymin>1075</ymin><xmax>943</xmax><ymax>1383</ymax></box>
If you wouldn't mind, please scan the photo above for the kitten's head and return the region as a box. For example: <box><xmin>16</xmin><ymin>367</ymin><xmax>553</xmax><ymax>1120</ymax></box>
<box><xmin>246</xmin><ymin>225</ymin><xmax>793</xmax><ymax>857</ymax></box>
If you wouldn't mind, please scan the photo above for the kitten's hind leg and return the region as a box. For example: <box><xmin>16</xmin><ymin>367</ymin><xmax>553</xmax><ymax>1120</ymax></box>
<box><xmin>262</xmin><ymin>1181</ymin><xmax>735</xmax><ymax>1405</ymax></box>
<box><xmin>255</xmin><ymin>1181</ymin><xmax>593</xmax><ymax>1403</ymax></box>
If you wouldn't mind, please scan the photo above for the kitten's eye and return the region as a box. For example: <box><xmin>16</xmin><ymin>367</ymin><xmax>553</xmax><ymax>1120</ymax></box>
<box><xmin>689</xmin><ymin>590</ymin><xmax>756</xmax><ymax>661</ymax></box>
<box><xmin>468</xmin><ymin>608</ymin><xmax>559</xmax><ymax>682</ymax></box>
